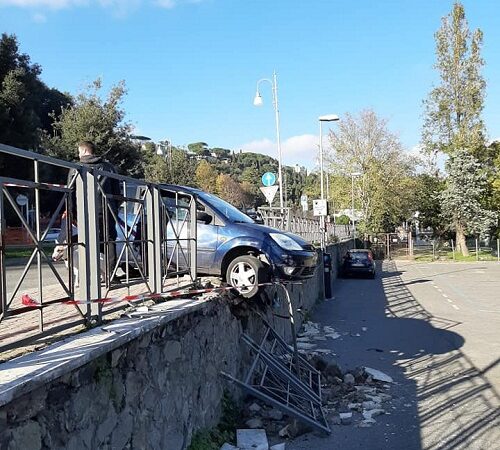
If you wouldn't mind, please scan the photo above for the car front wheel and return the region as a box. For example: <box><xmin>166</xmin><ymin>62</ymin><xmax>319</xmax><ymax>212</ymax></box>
<box><xmin>226</xmin><ymin>255</ymin><xmax>269</xmax><ymax>298</ymax></box>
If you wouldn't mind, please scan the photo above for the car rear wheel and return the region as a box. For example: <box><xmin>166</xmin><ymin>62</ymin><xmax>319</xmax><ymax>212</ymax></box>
<box><xmin>226</xmin><ymin>255</ymin><xmax>269</xmax><ymax>298</ymax></box>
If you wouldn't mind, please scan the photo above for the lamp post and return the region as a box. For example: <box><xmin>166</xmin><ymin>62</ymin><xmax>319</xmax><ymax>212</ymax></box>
<box><xmin>253</xmin><ymin>71</ymin><xmax>284</xmax><ymax>209</ymax></box>
<box><xmin>156</xmin><ymin>139</ymin><xmax>172</xmax><ymax>172</ymax></box>
<box><xmin>351</xmin><ymin>171</ymin><xmax>362</xmax><ymax>248</ymax></box>
<box><xmin>318</xmin><ymin>115</ymin><xmax>339</xmax><ymax>248</ymax></box>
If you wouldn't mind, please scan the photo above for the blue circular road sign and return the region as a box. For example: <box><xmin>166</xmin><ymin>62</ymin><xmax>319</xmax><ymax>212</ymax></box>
<box><xmin>262</xmin><ymin>172</ymin><xmax>276</xmax><ymax>187</ymax></box>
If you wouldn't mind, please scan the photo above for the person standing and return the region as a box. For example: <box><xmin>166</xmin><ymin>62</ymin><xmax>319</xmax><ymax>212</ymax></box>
<box><xmin>76</xmin><ymin>141</ymin><xmax>121</xmax><ymax>279</ymax></box>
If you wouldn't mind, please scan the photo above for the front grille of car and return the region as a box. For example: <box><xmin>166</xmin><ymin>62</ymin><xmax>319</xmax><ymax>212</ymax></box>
<box><xmin>301</xmin><ymin>266</ymin><xmax>316</xmax><ymax>277</ymax></box>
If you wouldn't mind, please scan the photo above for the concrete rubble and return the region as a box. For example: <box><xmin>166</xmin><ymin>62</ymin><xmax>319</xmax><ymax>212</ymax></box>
<box><xmin>223</xmin><ymin>321</ymin><xmax>395</xmax><ymax>448</ymax></box>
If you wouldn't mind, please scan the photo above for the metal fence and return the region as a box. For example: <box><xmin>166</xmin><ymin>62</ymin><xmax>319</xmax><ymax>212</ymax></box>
<box><xmin>0</xmin><ymin>143</ymin><xmax>197</xmax><ymax>352</ymax></box>
<box><xmin>405</xmin><ymin>234</ymin><xmax>499</xmax><ymax>262</ymax></box>
<box><xmin>257</xmin><ymin>207</ymin><xmax>352</xmax><ymax>244</ymax></box>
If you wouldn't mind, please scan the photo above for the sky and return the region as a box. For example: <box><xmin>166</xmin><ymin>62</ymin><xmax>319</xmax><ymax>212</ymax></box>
<box><xmin>1</xmin><ymin>0</ymin><xmax>500</xmax><ymax>169</ymax></box>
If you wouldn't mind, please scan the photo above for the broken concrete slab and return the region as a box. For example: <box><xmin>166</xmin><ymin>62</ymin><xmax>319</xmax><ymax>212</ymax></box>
<box><xmin>343</xmin><ymin>373</ymin><xmax>355</xmax><ymax>385</ymax></box>
<box><xmin>248</xmin><ymin>402</ymin><xmax>262</xmax><ymax>413</ymax></box>
<box><xmin>270</xmin><ymin>444</ymin><xmax>286</xmax><ymax>450</ymax></box>
<box><xmin>362</xmin><ymin>409</ymin><xmax>385</xmax><ymax>420</ymax></box>
<box><xmin>220</xmin><ymin>444</ymin><xmax>239</xmax><ymax>450</ymax></box>
<box><xmin>245</xmin><ymin>418</ymin><xmax>264</xmax><ymax>429</ymax></box>
<box><xmin>237</xmin><ymin>429</ymin><xmax>269</xmax><ymax>450</ymax></box>
<box><xmin>364</xmin><ymin>367</ymin><xmax>393</xmax><ymax>383</ymax></box>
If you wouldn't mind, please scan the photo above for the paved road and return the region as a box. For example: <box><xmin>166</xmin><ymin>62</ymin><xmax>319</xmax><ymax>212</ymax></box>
<box><xmin>5</xmin><ymin>260</ymin><xmax>67</xmax><ymax>293</ymax></box>
<box><xmin>288</xmin><ymin>260</ymin><xmax>500</xmax><ymax>450</ymax></box>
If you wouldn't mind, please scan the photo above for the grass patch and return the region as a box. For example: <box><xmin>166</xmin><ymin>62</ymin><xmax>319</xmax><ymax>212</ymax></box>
<box><xmin>413</xmin><ymin>250</ymin><xmax>497</xmax><ymax>262</ymax></box>
<box><xmin>188</xmin><ymin>392</ymin><xmax>240</xmax><ymax>450</ymax></box>
<box><xmin>5</xmin><ymin>245</ymin><xmax>55</xmax><ymax>259</ymax></box>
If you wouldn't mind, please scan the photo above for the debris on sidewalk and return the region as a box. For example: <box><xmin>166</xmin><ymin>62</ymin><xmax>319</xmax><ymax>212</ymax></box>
<box><xmin>364</xmin><ymin>367</ymin><xmax>394</xmax><ymax>383</ymax></box>
<box><xmin>237</xmin><ymin>429</ymin><xmax>269</xmax><ymax>450</ymax></box>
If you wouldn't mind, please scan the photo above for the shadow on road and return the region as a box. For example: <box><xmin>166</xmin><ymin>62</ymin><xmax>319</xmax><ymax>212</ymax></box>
<box><xmin>291</xmin><ymin>260</ymin><xmax>499</xmax><ymax>450</ymax></box>
<box><xmin>380</xmin><ymin>261</ymin><xmax>500</xmax><ymax>449</ymax></box>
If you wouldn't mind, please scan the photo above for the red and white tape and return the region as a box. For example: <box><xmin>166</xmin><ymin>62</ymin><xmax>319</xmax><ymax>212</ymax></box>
<box><xmin>20</xmin><ymin>282</ymin><xmax>276</xmax><ymax>308</ymax></box>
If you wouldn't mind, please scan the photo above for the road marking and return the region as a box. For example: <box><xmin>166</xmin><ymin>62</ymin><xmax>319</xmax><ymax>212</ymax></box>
<box><xmin>452</xmin><ymin>304</ymin><xmax>459</xmax><ymax>310</ymax></box>
<box><xmin>446</xmin><ymin>299</ymin><xmax>453</xmax><ymax>303</ymax></box>
<box><xmin>442</xmin><ymin>294</ymin><xmax>449</xmax><ymax>298</ymax></box>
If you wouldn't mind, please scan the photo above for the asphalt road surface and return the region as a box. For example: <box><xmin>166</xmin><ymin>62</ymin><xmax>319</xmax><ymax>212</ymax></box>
<box><xmin>288</xmin><ymin>260</ymin><xmax>500</xmax><ymax>450</ymax></box>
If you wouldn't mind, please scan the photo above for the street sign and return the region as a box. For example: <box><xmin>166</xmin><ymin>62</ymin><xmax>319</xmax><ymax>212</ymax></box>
<box><xmin>300</xmin><ymin>194</ymin><xmax>308</xmax><ymax>212</ymax></box>
<box><xmin>16</xmin><ymin>195</ymin><xmax>28</xmax><ymax>207</ymax></box>
<box><xmin>261</xmin><ymin>172</ymin><xmax>276</xmax><ymax>187</ymax></box>
<box><xmin>313</xmin><ymin>199</ymin><xmax>327</xmax><ymax>217</ymax></box>
<box><xmin>260</xmin><ymin>185</ymin><xmax>279</xmax><ymax>204</ymax></box>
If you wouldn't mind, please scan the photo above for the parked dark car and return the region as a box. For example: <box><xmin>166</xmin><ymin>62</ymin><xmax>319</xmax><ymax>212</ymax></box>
<box><xmin>161</xmin><ymin>185</ymin><xmax>319</xmax><ymax>298</ymax></box>
<box><xmin>340</xmin><ymin>249</ymin><xmax>376</xmax><ymax>279</ymax></box>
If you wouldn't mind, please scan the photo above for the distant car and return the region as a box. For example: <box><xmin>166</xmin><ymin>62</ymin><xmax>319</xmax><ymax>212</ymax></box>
<box><xmin>43</xmin><ymin>228</ymin><xmax>61</xmax><ymax>243</ymax></box>
<box><xmin>340</xmin><ymin>249</ymin><xmax>376</xmax><ymax>279</ymax></box>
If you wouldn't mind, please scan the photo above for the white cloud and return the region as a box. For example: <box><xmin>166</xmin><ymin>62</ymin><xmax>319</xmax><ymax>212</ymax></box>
<box><xmin>239</xmin><ymin>134</ymin><xmax>319</xmax><ymax>168</ymax></box>
<box><xmin>32</xmin><ymin>11</ymin><xmax>46</xmax><ymax>20</ymax></box>
<box><xmin>0</xmin><ymin>0</ymin><xmax>85</xmax><ymax>8</ymax></box>
<box><xmin>0</xmin><ymin>0</ymin><xmax>205</xmax><ymax>10</ymax></box>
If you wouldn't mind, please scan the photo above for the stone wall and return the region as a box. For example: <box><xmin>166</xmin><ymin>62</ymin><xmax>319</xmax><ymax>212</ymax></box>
<box><xmin>0</xmin><ymin>242</ymin><xmax>352</xmax><ymax>450</ymax></box>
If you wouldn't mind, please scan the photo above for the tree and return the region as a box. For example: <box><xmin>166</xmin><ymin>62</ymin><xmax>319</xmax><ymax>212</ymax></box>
<box><xmin>195</xmin><ymin>160</ymin><xmax>218</xmax><ymax>193</ymax></box>
<box><xmin>422</xmin><ymin>2</ymin><xmax>485</xmax><ymax>158</ymax></box>
<box><xmin>216</xmin><ymin>174</ymin><xmax>247</xmax><ymax>208</ymax></box>
<box><xmin>187</xmin><ymin>142</ymin><xmax>209</xmax><ymax>156</ymax></box>
<box><xmin>0</xmin><ymin>33</ymin><xmax>70</xmax><ymax>150</ymax></box>
<box><xmin>421</xmin><ymin>2</ymin><xmax>489</xmax><ymax>253</ymax></box>
<box><xmin>327</xmin><ymin>109</ymin><xmax>417</xmax><ymax>232</ymax></box>
<box><xmin>409</xmin><ymin>174</ymin><xmax>446</xmax><ymax>235</ymax></box>
<box><xmin>441</xmin><ymin>149</ymin><xmax>496</xmax><ymax>254</ymax></box>
<box><xmin>43</xmin><ymin>79</ymin><xmax>143</xmax><ymax>176</ymax></box>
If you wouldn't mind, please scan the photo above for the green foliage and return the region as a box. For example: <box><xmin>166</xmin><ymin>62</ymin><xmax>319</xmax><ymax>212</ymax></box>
<box><xmin>196</xmin><ymin>160</ymin><xmax>218</xmax><ymax>193</ymax></box>
<box><xmin>410</xmin><ymin>174</ymin><xmax>446</xmax><ymax>234</ymax></box>
<box><xmin>441</xmin><ymin>149</ymin><xmax>496</xmax><ymax>238</ymax></box>
<box><xmin>42</xmin><ymin>79</ymin><xmax>143</xmax><ymax>176</ymax></box>
<box><xmin>0</xmin><ymin>33</ymin><xmax>70</xmax><ymax>150</ymax></box>
<box><xmin>187</xmin><ymin>392</ymin><xmax>239</xmax><ymax>450</ymax></box>
<box><xmin>188</xmin><ymin>142</ymin><xmax>209</xmax><ymax>155</ymax></box>
<box><xmin>422</xmin><ymin>2</ymin><xmax>486</xmax><ymax>157</ymax></box>
<box><xmin>327</xmin><ymin>109</ymin><xmax>417</xmax><ymax>232</ymax></box>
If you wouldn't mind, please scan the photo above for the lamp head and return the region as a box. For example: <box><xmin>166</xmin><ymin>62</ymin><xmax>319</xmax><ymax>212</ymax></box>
<box><xmin>319</xmin><ymin>114</ymin><xmax>340</xmax><ymax>122</ymax></box>
<box><xmin>253</xmin><ymin>92</ymin><xmax>263</xmax><ymax>106</ymax></box>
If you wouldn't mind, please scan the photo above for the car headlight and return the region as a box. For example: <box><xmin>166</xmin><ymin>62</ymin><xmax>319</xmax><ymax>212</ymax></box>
<box><xmin>270</xmin><ymin>233</ymin><xmax>303</xmax><ymax>251</ymax></box>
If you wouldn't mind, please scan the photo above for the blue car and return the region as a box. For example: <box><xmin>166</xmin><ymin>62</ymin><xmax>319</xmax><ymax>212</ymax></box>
<box><xmin>161</xmin><ymin>185</ymin><xmax>319</xmax><ymax>298</ymax></box>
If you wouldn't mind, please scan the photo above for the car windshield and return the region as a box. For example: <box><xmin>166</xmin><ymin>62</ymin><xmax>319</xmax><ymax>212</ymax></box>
<box><xmin>197</xmin><ymin>192</ymin><xmax>254</xmax><ymax>223</ymax></box>
<box><xmin>349</xmin><ymin>252</ymin><xmax>370</xmax><ymax>260</ymax></box>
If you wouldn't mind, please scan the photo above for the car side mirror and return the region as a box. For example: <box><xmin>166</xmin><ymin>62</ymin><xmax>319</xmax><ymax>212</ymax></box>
<box><xmin>254</xmin><ymin>217</ymin><xmax>264</xmax><ymax>225</ymax></box>
<box><xmin>196</xmin><ymin>211</ymin><xmax>212</xmax><ymax>225</ymax></box>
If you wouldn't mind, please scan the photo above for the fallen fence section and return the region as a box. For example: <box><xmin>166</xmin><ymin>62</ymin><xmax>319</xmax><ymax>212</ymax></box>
<box><xmin>222</xmin><ymin>321</ymin><xmax>330</xmax><ymax>434</ymax></box>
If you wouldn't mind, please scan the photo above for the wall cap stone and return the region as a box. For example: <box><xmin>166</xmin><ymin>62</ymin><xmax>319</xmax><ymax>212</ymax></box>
<box><xmin>0</xmin><ymin>297</ymin><xmax>212</xmax><ymax>408</ymax></box>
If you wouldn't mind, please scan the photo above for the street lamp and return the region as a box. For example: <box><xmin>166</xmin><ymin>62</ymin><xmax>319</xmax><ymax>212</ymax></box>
<box><xmin>253</xmin><ymin>71</ymin><xmax>284</xmax><ymax>209</ymax></box>
<box><xmin>318</xmin><ymin>115</ymin><xmax>339</xmax><ymax>248</ymax></box>
<box><xmin>318</xmin><ymin>114</ymin><xmax>340</xmax><ymax>201</ymax></box>
<box><xmin>351</xmin><ymin>171</ymin><xmax>362</xmax><ymax>248</ymax></box>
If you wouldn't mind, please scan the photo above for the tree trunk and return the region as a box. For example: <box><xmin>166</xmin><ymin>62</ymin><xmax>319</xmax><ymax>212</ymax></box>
<box><xmin>456</xmin><ymin>222</ymin><xmax>469</xmax><ymax>256</ymax></box>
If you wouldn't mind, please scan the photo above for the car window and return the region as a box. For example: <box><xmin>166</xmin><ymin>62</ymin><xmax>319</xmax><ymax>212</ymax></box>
<box><xmin>196</xmin><ymin>191</ymin><xmax>254</xmax><ymax>223</ymax></box>
<box><xmin>349</xmin><ymin>252</ymin><xmax>369</xmax><ymax>260</ymax></box>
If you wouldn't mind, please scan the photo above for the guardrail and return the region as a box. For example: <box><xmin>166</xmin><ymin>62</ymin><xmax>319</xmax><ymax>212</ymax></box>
<box><xmin>257</xmin><ymin>207</ymin><xmax>352</xmax><ymax>244</ymax></box>
<box><xmin>0</xmin><ymin>143</ymin><xmax>197</xmax><ymax>352</ymax></box>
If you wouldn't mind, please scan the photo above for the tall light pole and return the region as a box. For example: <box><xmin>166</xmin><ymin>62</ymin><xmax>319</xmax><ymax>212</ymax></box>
<box><xmin>254</xmin><ymin>71</ymin><xmax>284</xmax><ymax>209</ymax></box>
<box><xmin>351</xmin><ymin>171</ymin><xmax>362</xmax><ymax>248</ymax></box>
<box><xmin>318</xmin><ymin>115</ymin><xmax>339</xmax><ymax>248</ymax></box>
